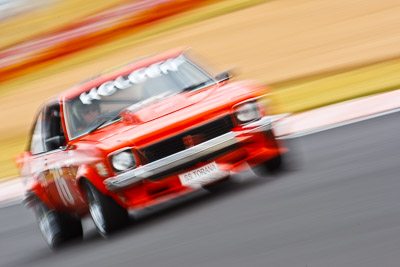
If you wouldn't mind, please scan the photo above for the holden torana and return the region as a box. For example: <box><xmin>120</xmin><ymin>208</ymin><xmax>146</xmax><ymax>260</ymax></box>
<box><xmin>15</xmin><ymin>48</ymin><xmax>287</xmax><ymax>248</ymax></box>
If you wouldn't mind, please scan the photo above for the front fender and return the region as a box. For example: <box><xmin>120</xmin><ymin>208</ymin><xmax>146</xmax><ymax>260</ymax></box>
<box><xmin>76</xmin><ymin>164</ymin><xmax>109</xmax><ymax>195</ymax></box>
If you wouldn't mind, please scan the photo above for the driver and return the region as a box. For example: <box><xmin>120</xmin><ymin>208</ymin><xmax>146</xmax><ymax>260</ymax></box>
<box><xmin>81</xmin><ymin>102</ymin><xmax>100</xmax><ymax>124</ymax></box>
<box><xmin>72</xmin><ymin>100</ymin><xmax>101</xmax><ymax>132</ymax></box>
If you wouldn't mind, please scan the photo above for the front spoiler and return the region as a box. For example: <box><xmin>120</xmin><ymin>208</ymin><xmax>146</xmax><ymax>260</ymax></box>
<box><xmin>104</xmin><ymin>116</ymin><xmax>273</xmax><ymax>191</ymax></box>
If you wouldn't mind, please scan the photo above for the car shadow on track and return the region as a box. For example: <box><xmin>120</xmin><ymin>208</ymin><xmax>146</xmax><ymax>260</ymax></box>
<box><xmin>82</xmin><ymin>169</ymin><xmax>292</xmax><ymax>242</ymax></box>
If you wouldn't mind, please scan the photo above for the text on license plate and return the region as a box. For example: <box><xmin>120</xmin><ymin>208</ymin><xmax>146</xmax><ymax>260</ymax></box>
<box><xmin>178</xmin><ymin>162</ymin><xmax>229</xmax><ymax>188</ymax></box>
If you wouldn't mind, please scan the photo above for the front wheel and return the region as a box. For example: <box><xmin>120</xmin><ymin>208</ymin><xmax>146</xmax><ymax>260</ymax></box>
<box><xmin>82</xmin><ymin>179</ymin><xmax>129</xmax><ymax>236</ymax></box>
<box><xmin>203</xmin><ymin>176</ymin><xmax>233</xmax><ymax>193</ymax></box>
<box><xmin>251</xmin><ymin>154</ymin><xmax>283</xmax><ymax>177</ymax></box>
<box><xmin>34</xmin><ymin>198</ymin><xmax>82</xmax><ymax>249</ymax></box>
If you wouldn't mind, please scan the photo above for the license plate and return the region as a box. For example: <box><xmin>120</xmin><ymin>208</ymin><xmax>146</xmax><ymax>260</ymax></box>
<box><xmin>178</xmin><ymin>162</ymin><xmax>229</xmax><ymax>188</ymax></box>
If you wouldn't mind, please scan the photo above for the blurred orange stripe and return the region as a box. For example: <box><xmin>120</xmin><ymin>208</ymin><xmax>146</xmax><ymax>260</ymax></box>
<box><xmin>0</xmin><ymin>0</ymin><xmax>217</xmax><ymax>84</ymax></box>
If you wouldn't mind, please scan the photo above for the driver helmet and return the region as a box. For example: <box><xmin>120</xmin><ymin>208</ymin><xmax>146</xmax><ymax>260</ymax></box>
<box><xmin>71</xmin><ymin>99</ymin><xmax>101</xmax><ymax>130</ymax></box>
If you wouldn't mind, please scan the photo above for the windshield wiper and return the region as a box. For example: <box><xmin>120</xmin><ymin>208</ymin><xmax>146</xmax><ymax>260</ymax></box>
<box><xmin>87</xmin><ymin>113</ymin><xmax>121</xmax><ymax>134</ymax></box>
<box><xmin>181</xmin><ymin>81</ymin><xmax>214</xmax><ymax>92</ymax></box>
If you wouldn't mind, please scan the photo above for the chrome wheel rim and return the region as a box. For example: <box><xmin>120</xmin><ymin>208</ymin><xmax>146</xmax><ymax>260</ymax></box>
<box><xmin>87</xmin><ymin>186</ymin><xmax>107</xmax><ymax>235</ymax></box>
<box><xmin>38</xmin><ymin>206</ymin><xmax>55</xmax><ymax>245</ymax></box>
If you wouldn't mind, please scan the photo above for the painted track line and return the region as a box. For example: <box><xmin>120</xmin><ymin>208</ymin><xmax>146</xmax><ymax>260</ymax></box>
<box><xmin>278</xmin><ymin>107</ymin><xmax>400</xmax><ymax>139</ymax></box>
<box><xmin>0</xmin><ymin>178</ymin><xmax>24</xmax><ymax>207</ymax></box>
<box><xmin>273</xmin><ymin>89</ymin><xmax>400</xmax><ymax>137</ymax></box>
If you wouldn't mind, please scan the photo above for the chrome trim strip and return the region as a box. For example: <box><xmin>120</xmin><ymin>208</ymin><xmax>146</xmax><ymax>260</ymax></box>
<box><xmin>104</xmin><ymin>116</ymin><xmax>272</xmax><ymax>190</ymax></box>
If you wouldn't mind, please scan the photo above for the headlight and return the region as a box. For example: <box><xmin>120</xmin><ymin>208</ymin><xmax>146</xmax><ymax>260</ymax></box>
<box><xmin>234</xmin><ymin>101</ymin><xmax>260</xmax><ymax>124</ymax></box>
<box><xmin>111</xmin><ymin>149</ymin><xmax>136</xmax><ymax>172</ymax></box>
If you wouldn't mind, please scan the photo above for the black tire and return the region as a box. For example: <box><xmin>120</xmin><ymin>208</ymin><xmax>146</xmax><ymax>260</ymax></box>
<box><xmin>251</xmin><ymin>154</ymin><xmax>283</xmax><ymax>177</ymax></box>
<box><xmin>82</xmin><ymin>179</ymin><xmax>129</xmax><ymax>236</ymax></box>
<box><xmin>34</xmin><ymin>198</ymin><xmax>83</xmax><ymax>249</ymax></box>
<box><xmin>203</xmin><ymin>176</ymin><xmax>232</xmax><ymax>193</ymax></box>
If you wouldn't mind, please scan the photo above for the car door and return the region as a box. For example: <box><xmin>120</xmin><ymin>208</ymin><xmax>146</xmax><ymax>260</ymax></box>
<box><xmin>40</xmin><ymin>102</ymin><xmax>86</xmax><ymax>211</ymax></box>
<box><xmin>26</xmin><ymin>107</ymin><xmax>48</xmax><ymax>200</ymax></box>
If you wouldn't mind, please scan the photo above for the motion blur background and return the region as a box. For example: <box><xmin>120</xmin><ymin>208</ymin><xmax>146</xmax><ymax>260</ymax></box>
<box><xmin>0</xmin><ymin>0</ymin><xmax>400</xmax><ymax>178</ymax></box>
<box><xmin>2</xmin><ymin>1</ymin><xmax>400</xmax><ymax>266</ymax></box>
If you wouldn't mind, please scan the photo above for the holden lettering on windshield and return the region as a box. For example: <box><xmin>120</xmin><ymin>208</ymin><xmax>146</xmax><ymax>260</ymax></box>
<box><xmin>79</xmin><ymin>56</ymin><xmax>185</xmax><ymax>104</ymax></box>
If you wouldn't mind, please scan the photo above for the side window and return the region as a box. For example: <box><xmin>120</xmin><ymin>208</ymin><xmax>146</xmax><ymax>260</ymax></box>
<box><xmin>30</xmin><ymin>112</ymin><xmax>45</xmax><ymax>154</ymax></box>
<box><xmin>43</xmin><ymin>103</ymin><xmax>66</xmax><ymax>152</ymax></box>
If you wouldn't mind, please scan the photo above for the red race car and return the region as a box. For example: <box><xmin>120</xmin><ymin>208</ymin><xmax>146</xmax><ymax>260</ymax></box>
<box><xmin>15</xmin><ymin>47</ymin><xmax>287</xmax><ymax>248</ymax></box>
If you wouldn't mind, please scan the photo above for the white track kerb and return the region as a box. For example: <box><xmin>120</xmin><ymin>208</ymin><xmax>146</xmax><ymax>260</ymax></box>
<box><xmin>1</xmin><ymin>89</ymin><xmax>400</xmax><ymax>207</ymax></box>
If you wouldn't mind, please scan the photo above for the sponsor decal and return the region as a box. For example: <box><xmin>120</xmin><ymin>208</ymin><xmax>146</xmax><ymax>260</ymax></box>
<box><xmin>79</xmin><ymin>56</ymin><xmax>185</xmax><ymax>104</ymax></box>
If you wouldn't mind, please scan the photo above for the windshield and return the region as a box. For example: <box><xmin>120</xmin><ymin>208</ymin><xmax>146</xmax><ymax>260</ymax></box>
<box><xmin>64</xmin><ymin>55</ymin><xmax>215</xmax><ymax>139</ymax></box>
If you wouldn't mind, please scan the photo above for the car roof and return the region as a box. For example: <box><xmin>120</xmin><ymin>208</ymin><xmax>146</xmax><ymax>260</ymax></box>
<box><xmin>59</xmin><ymin>47</ymin><xmax>188</xmax><ymax>102</ymax></box>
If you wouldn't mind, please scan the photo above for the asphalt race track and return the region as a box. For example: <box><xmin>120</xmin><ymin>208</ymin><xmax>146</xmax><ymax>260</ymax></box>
<box><xmin>1</xmin><ymin>111</ymin><xmax>399</xmax><ymax>267</ymax></box>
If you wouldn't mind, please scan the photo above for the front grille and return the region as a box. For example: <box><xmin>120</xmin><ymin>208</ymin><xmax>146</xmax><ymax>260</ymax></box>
<box><xmin>140</xmin><ymin>115</ymin><xmax>235</xmax><ymax>163</ymax></box>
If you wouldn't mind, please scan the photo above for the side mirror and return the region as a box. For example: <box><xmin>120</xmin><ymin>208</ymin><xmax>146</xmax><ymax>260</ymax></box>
<box><xmin>215</xmin><ymin>68</ymin><xmax>235</xmax><ymax>82</ymax></box>
<box><xmin>45</xmin><ymin>135</ymin><xmax>66</xmax><ymax>151</ymax></box>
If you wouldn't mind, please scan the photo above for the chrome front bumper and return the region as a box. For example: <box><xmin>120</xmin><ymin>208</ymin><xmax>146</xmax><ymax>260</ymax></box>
<box><xmin>104</xmin><ymin>116</ymin><xmax>273</xmax><ymax>191</ymax></box>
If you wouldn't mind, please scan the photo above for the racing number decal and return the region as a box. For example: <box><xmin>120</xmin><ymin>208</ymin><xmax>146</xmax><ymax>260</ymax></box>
<box><xmin>50</xmin><ymin>167</ymin><xmax>75</xmax><ymax>206</ymax></box>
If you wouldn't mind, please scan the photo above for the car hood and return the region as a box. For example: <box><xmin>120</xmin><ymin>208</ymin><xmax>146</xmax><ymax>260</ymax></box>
<box><xmin>120</xmin><ymin>85</ymin><xmax>217</xmax><ymax>124</ymax></box>
<box><xmin>77</xmin><ymin>81</ymin><xmax>265</xmax><ymax>150</ymax></box>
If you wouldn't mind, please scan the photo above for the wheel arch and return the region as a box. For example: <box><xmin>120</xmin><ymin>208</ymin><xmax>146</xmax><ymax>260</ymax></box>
<box><xmin>75</xmin><ymin>164</ymin><xmax>110</xmax><ymax>196</ymax></box>
<box><xmin>23</xmin><ymin>183</ymin><xmax>56</xmax><ymax>210</ymax></box>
